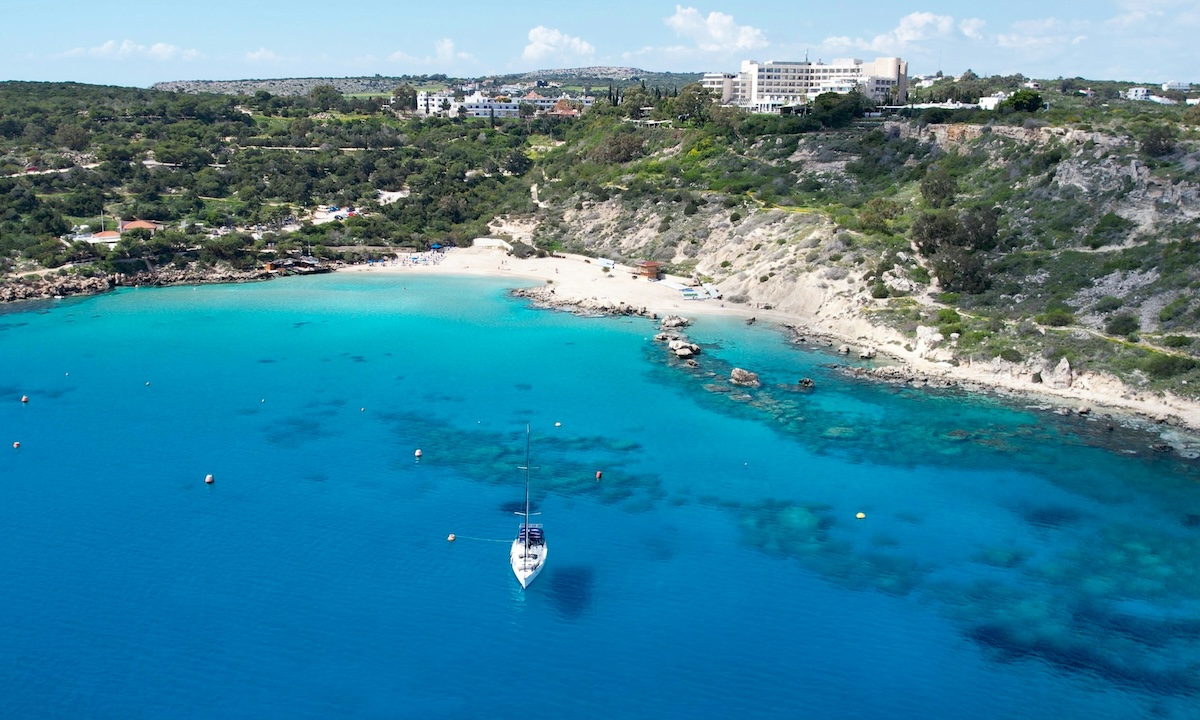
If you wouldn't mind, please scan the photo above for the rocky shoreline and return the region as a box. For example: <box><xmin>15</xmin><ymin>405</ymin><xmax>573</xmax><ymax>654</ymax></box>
<box><xmin>0</xmin><ymin>274</ymin><xmax>114</xmax><ymax>302</ymax></box>
<box><xmin>0</xmin><ymin>265</ymin><xmax>324</xmax><ymax>303</ymax></box>
<box><xmin>510</xmin><ymin>285</ymin><xmax>660</xmax><ymax>319</ymax></box>
<box><xmin>510</xmin><ymin>287</ymin><xmax>1200</xmax><ymax>451</ymax></box>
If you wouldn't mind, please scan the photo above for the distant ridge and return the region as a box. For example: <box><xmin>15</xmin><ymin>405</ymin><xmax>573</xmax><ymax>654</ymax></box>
<box><xmin>152</xmin><ymin>77</ymin><xmax>407</xmax><ymax>96</ymax></box>
<box><xmin>517</xmin><ymin>67</ymin><xmax>648</xmax><ymax>81</ymax></box>
<box><xmin>152</xmin><ymin>67</ymin><xmax>699</xmax><ymax>96</ymax></box>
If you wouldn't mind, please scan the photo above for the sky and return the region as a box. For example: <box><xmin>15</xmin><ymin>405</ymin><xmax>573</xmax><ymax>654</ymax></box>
<box><xmin>3</xmin><ymin>1</ymin><xmax>1196</xmax><ymax>87</ymax></box>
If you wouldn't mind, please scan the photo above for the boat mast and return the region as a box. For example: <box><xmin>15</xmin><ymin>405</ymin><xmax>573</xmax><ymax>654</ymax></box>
<box><xmin>522</xmin><ymin>424</ymin><xmax>531</xmax><ymax>560</ymax></box>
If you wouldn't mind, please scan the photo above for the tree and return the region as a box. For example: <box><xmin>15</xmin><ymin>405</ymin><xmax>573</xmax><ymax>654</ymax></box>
<box><xmin>1141</xmin><ymin>125</ymin><xmax>1177</xmax><ymax>157</ymax></box>
<box><xmin>672</xmin><ymin>83</ymin><xmax>714</xmax><ymax>123</ymax></box>
<box><xmin>53</xmin><ymin>124</ymin><xmax>91</xmax><ymax>151</ymax></box>
<box><xmin>392</xmin><ymin>84</ymin><xmax>417</xmax><ymax>111</ymax></box>
<box><xmin>809</xmin><ymin>92</ymin><xmax>863</xmax><ymax>128</ymax></box>
<box><xmin>621</xmin><ymin>85</ymin><xmax>654</xmax><ymax>118</ymax></box>
<box><xmin>307</xmin><ymin>84</ymin><xmax>343</xmax><ymax>113</ymax></box>
<box><xmin>920</xmin><ymin>166</ymin><xmax>958</xmax><ymax>208</ymax></box>
<box><xmin>1002</xmin><ymin>89</ymin><xmax>1043</xmax><ymax>113</ymax></box>
<box><xmin>1185</xmin><ymin>103</ymin><xmax>1200</xmax><ymax>126</ymax></box>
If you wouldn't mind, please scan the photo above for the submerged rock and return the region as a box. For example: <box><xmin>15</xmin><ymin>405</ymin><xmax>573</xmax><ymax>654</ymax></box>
<box><xmin>730</xmin><ymin>367</ymin><xmax>761</xmax><ymax>387</ymax></box>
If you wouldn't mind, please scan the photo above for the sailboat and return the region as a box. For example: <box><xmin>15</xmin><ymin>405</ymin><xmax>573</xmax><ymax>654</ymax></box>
<box><xmin>510</xmin><ymin>425</ymin><xmax>547</xmax><ymax>589</ymax></box>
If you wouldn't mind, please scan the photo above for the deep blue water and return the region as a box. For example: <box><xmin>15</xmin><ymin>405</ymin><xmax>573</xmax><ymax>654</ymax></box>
<box><xmin>1</xmin><ymin>273</ymin><xmax>1199</xmax><ymax>719</ymax></box>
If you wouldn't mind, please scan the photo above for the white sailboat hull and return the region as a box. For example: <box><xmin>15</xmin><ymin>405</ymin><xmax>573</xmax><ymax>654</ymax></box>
<box><xmin>510</xmin><ymin>538</ymin><xmax>547</xmax><ymax>589</ymax></box>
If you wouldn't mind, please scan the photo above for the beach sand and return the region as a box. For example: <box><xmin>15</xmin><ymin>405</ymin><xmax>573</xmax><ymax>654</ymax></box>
<box><xmin>344</xmin><ymin>246</ymin><xmax>1200</xmax><ymax>435</ymax></box>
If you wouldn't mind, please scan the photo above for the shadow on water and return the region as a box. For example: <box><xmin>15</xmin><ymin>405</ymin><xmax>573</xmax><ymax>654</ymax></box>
<box><xmin>499</xmin><ymin>501</ymin><xmax>539</xmax><ymax>515</ymax></box>
<box><xmin>1021</xmin><ymin>505</ymin><xmax>1088</xmax><ymax>529</ymax></box>
<box><xmin>545</xmin><ymin>565</ymin><xmax>594</xmax><ymax>619</ymax></box>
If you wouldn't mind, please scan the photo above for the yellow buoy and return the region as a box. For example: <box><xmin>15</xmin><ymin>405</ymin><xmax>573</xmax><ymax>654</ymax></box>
<box><xmin>447</xmin><ymin>533</ymin><xmax>456</xmax><ymax>542</ymax></box>
<box><xmin>856</xmin><ymin>512</ymin><xmax>866</xmax><ymax>520</ymax></box>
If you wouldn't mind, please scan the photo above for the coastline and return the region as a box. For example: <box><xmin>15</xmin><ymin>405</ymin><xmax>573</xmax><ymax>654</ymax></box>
<box><xmin>6</xmin><ymin>245</ymin><xmax>1200</xmax><ymax>442</ymax></box>
<box><xmin>343</xmin><ymin>247</ymin><xmax>1200</xmax><ymax>443</ymax></box>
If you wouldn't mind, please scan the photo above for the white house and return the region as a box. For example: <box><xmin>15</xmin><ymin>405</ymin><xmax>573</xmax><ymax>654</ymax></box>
<box><xmin>1163</xmin><ymin>81</ymin><xmax>1191</xmax><ymax>92</ymax></box>
<box><xmin>415</xmin><ymin>90</ymin><xmax>461</xmax><ymax>117</ymax></box>
<box><xmin>979</xmin><ymin>92</ymin><xmax>1010</xmax><ymax>111</ymax></box>
<box><xmin>1125</xmin><ymin>87</ymin><xmax>1150</xmax><ymax>101</ymax></box>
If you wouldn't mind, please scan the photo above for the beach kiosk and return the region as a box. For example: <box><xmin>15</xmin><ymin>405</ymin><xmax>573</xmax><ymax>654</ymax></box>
<box><xmin>637</xmin><ymin>261</ymin><xmax>662</xmax><ymax>280</ymax></box>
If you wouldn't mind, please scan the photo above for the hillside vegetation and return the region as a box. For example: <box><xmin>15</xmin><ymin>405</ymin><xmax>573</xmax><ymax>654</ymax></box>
<box><xmin>2</xmin><ymin>76</ymin><xmax>1199</xmax><ymax>397</ymax></box>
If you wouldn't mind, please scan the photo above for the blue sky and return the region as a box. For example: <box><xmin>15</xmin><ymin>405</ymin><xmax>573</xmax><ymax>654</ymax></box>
<box><xmin>4</xmin><ymin>1</ymin><xmax>1196</xmax><ymax>86</ymax></box>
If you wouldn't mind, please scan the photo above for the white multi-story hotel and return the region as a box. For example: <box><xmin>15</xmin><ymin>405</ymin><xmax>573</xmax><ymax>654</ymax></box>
<box><xmin>702</xmin><ymin>57</ymin><xmax>908</xmax><ymax>113</ymax></box>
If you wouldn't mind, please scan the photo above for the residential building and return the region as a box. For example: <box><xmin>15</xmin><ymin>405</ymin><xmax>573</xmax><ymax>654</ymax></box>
<box><xmin>427</xmin><ymin>90</ymin><xmax>595</xmax><ymax>119</ymax></box>
<box><xmin>702</xmin><ymin>57</ymin><xmax>907</xmax><ymax>113</ymax></box>
<box><xmin>1125</xmin><ymin>87</ymin><xmax>1150</xmax><ymax>101</ymax></box>
<box><xmin>978</xmin><ymin>92</ymin><xmax>1011</xmax><ymax>111</ymax></box>
<box><xmin>1163</xmin><ymin>81</ymin><xmax>1191</xmax><ymax>92</ymax></box>
<box><xmin>415</xmin><ymin>90</ymin><xmax>461</xmax><ymax>117</ymax></box>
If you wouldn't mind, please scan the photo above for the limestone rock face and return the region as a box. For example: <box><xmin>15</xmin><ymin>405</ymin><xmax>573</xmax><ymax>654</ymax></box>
<box><xmin>1045</xmin><ymin>357</ymin><xmax>1073</xmax><ymax>389</ymax></box>
<box><xmin>730</xmin><ymin>368</ymin><xmax>761</xmax><ymax>387</ymax></box>
<box><xmin>913</xmin><ymin>325</ymin><xmax>945</xmax><ymax>359</ymax></box>
<box><xmin>668</xmin><ymin>339</ymin><xmax>701</xmax><ymax>357</ymax></box>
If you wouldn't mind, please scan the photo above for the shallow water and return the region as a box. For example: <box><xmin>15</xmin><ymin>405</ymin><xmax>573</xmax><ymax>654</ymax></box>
<box><xmin>1</xmin><ymin>274</ymin><xmax>1198</xmax><ymax>718</ymax></box>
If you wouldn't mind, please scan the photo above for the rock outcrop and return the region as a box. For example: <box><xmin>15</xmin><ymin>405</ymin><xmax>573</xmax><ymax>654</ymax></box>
<box><xmin>0</xmin><ymin>274</ymin><xmax>113</xmax><ymax>302</ymax></box>
<box><xmin>731</xmin><ymin>368</ymin><xmax>761</xmax><ymax>387</ymax></box>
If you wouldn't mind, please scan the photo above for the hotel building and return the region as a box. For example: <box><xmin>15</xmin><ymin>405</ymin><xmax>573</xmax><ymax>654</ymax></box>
<box><xmin>702</xmin><ymin>57</ymin><xmax>908</xmax><ymax>113</ymax></box>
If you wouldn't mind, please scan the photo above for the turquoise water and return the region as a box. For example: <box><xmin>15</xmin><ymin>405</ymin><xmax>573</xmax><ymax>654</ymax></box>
<box><xmin>2</xmin><ymin>273</ymin><xmax>1199</xmax><ymax>719</ymax></box>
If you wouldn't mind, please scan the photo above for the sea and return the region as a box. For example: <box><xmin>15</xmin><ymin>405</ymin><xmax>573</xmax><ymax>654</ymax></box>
<box><xmin>1</xmin><ymin>272</ymin><xmax>1199</xmax><ymax>719</ymax></box>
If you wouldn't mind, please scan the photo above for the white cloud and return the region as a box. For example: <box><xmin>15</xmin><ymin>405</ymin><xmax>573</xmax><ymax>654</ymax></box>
<box><xmin>60</xmin><ymin>39</ymin><xmax>200</xmax><ymax>61</ymax></box>
<box><xmin>825</xmin><ymin>12</ymin><xmax>956</xmax><ymax>54</ymax></box>
<box><xmin>386</xmin><ymin>50</ymin><xmax>418</xmax><ymax>63</ymax></box>
<box><xmin>959</xmin><ymin>18</ymin><xmax>986</xmax><ymax>40</ymax></box>
<box><xmin>664</xmin><ymin>5</ymin><xmax>767</xmax><ymax>52</ymax></box>
<box><xmin>384</xmin><ymin>40</ymin><xmax>473</xmax><ymax>67</ymax></box>
<box><xmin>994</xmin><ymin>17</ymin><xmax>1089</xmax><ymax>56</ymax></box>
<box><xmin>521</xmin><ymin>26</ymin><xmax>595</xmax><ymax>63</ymax></box>
<box><xmin>246</xmin><ymin>48</ymin><xmax>281</xmax><ymax>63</ymax></box>
<box><xmin>435</xmin><ymin>39</ymin><xmax>474</xmax><ymax>63</ymax></box>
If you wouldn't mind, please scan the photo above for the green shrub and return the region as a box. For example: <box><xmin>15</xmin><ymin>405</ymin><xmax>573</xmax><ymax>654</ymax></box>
<box><xmin>1159</xmin><ymin>297</ymin><xmax>1191</xmax><ymax>323</ymax></box>
<box><xmin>1093</xmin><ymin>295</ymin><xmax>1123</xmax><ymax>313</ymax></box>
<box><xmin>937</xmin><ymin>308</ymin><xmax>961</xmax><ymax>324</ymax></box>
<box><xmin>1163</xmin><ymin>335</ymin><xmax>1194</xmax><ymax>348</ymax></box>
<box><xmin>999</xmin><ymin>348</ymin><xmax>1024</xmax><ymax>363</ymax></box>
<box><xmin>870</xmin><ymin>282</ymin><xmax>889</xmax><ymax>298</ymax></box>
<box><xmin>1037</xmin><ymin>309</ymin><xmax>1075</xmax><ymax>327</ymax></box>
<box><xmin>1106</xmin><ymin>313</ymin><xmax>1140</xmax><ymax>336</ymax></box>
<box><xmin>719</xmin><ymin>260</ymin><xmax>731</xmax><ymax>268</ymax></box>
<box><xmin>1145</xmin><ymin>353</ymin><xmax>1197</xmax><ymax>379</ymax></box>
<box><xmin>936</xmin><ymin>292</ymin><xmax>961</xmax><ymax>304</ymax></box>
<box><xmin>729</xmin><ymin>212</ymin><xmax>741</xmax><ymax>223</ymax></box>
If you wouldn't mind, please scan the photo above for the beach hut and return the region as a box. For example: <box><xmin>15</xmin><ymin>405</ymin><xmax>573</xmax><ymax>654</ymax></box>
<box><xmin>637</xmin><ymin>261</ymin><xmax>662</xmax><ymax>280</ymax></box>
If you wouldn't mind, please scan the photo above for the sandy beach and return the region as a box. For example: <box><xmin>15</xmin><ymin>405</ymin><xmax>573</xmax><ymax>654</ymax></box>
<box><xmin>344</xmin><ymin>246</ymin><xmax>1200</xmax><ymax>437</ymax></box>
